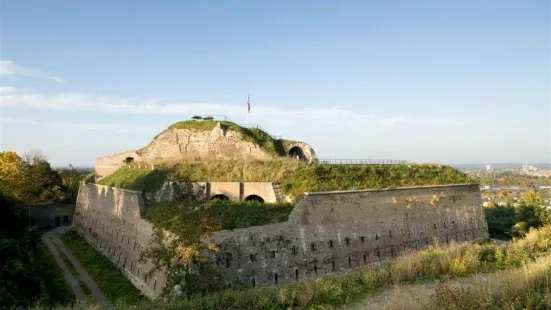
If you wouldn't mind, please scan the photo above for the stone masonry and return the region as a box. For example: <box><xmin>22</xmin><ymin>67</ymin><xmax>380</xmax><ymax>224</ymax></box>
<box><xmin>95</xmin><ymin>122</ymin><xmax>317</xmax><ymax>181</ymax></box>
<box><xmin>73</xmin><ymin>182</ymin><xmax>488</xmax><ymax>298</ymax></box>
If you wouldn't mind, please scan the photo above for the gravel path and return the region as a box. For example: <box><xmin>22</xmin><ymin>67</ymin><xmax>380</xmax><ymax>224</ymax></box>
<box><xmin>42</xmin><ymin>227</ymin><xmax>113</xmax><ymax>309</ymax></box>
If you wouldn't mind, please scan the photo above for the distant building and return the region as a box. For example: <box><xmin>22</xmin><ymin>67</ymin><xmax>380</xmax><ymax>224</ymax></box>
<box><xmin>486</xmin><ymin>165</ymin><xmax>491</xmax><ymax>171</ymax></box>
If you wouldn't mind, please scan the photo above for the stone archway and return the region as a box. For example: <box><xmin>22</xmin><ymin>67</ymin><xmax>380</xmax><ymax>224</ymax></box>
<box><xmin>211</xmin><ymin>194</ymin><xmax>230</xmax><ymax>201</ymax></box>
<box><xmin>244</xmin><ymin>195</ymin><xmax>265</xmax><ymax>203</ymax></box>
<box><xmin>288</xmin><ymin>146</ymin><xmax>306</xmax><ymax>162</ymax></box>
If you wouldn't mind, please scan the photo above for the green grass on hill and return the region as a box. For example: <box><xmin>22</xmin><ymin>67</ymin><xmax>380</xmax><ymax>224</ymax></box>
<box><xmin>60</xmin><ymin>231</ymin><xmax>144</xmax><ymax>304</ymax></box>
<box><xmin>98</xmin><ymin>160</ymin><xmax>475</xmax><ymax>199</ymax></box>
<box><xmin>142</xmin><ymin>200</ymin><xmax>294</xmax><ymax>234</ymax></box>
<box><xmin>83</xmin><ymin>172</ymin><xmax>95</xmax><ymax>184</ymax></box>
<box><xmin>97</xmin><ymin>167</ymin><xmax>167</xmax><ymax>192</ymax></box>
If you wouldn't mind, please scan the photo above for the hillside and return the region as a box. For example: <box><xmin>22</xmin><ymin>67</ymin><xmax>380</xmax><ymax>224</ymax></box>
<box><xmin>95</xmin><ymin>120</ymin><xmax>317</xmax><ymax>180</ymax></box>
<box><xmin>98</xmin><ymin>160</ymin><xmax>476</xmax><ymax>198</ymax></box>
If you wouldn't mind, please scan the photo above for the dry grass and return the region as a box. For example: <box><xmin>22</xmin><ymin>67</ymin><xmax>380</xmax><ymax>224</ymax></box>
<box><xmin>346</xmin><ymin>253</ymin><xmax>551</xmax><ymax>310</ymax></box>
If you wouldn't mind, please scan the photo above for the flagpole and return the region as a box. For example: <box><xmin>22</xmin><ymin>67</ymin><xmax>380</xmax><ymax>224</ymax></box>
<box><xmin>246</xmin><ymin>93</ymin><xmax>250</xmax><ymax>125</ymax></box>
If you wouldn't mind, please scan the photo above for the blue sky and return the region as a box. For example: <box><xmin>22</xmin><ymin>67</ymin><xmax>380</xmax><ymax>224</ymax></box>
<box><xmin>0</xmin><ymin>0</ymin><xmax>549</xmax><ymax>167</ymax></box>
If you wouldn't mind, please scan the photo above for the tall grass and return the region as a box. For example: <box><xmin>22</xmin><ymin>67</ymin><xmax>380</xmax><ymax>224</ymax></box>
<box><xmin>431</xmin><ymin>255</ymin><xmax>551</xmax><ymax>309</ymax></box>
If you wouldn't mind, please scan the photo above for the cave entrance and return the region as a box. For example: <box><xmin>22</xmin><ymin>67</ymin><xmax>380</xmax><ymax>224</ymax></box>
<box><xmin>244</xmin><ymin>195</ymin><xmax>265</xmax><ymax>203</ymax></box>
<box><xmin>211</xmin><ymin>194</ymin><xmax>230</xmax><ymax>201</ymax></box>
<box><xmin>288</xmin><ymin>146</ymin><xmax>306</xmax><ymax>161</ymax></box>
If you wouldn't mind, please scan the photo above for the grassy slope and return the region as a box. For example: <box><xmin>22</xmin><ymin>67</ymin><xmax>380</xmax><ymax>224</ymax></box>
<box><xmin>98</xmin><ymin>160</ymin><xmax>475</xmax><ymax>197</ymax></box>
<box><xmin>142</xmin><ymin>200</ymin><xmax>295</xmax><ymax>232</ymax></box>
<box><xmin>97</xmin><ymin>168</ymin><xmax>167</xmax><ymax>192</ymax></box>
<box><xmin>60</xmin><ymin>231</ymin><xmax>144</xmax><ymax>304</ymax></box>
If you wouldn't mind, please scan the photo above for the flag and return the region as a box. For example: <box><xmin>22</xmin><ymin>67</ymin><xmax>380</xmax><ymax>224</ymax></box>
<box><xmin>247</xmin><ymin>95</ymin><xmax>251</xmax><ymax>114</ymax></box>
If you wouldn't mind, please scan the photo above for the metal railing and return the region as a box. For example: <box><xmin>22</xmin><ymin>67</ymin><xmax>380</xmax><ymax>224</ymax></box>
<box><xmin>317</xmin><ymin>159</ymin><xmax>407</xmax><ymax>165</ymax></box>
<box><xmin>238</xmin><ymin>124</ymin><xmax>283</xmax><ymax>140</ymax></box>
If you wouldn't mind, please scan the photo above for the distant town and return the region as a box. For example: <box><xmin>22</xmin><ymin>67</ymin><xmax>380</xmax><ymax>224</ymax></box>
<box><xmin>459</xmin><ymin>163</ymin><xmax>551</xmax><ymax>209</ymax></box>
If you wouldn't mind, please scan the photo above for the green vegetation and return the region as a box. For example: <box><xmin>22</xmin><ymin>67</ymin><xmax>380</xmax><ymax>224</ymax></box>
<box><xmin>485</xmin><ymin>204</ymin><xmax>517</xmax><ymax>239</ymax></box>
<box><xmin>36</xmin><ymin>243</ymin><xmax>76</xmax><ymax>306</ymax></box>
<box><xmin>82</xmin><ymin>171</ymin><xmax>95</xmax><ymax>184</ymax></box>
<box><xmin>0</xmin><ymin>150</ymin><xmax>92</xmax><ymax>204</ymax></box>
<box><xmin>60</xmin><ymin>231</ymin><xmax>144</xmax><ymax>304</ymax></box>
<box><xmin>99</xmin><ymin>160</ymin><xmax>475</xmax><ymax>200</ymax></box>
<box><xmin>485</xmin><ymin>190</ymin><xmax>551</xmax><ymax>239</ymax></box>
<box><xmin>0</xmin><ymin>194</ymin><xmax>74</xmax><ymax>308</ymax></box>
<box><xmin>97</xmin><ymin>167</ymin><xmax>168</xmax><ymax>192</ymax></box>
<box><xmin>143</xmin><ymin>200</ymin><xmax>294</xmax><ymax>232</ymax></box>
<box><xmin>280</xmin><ymin>164</ymin><xmax>474</xmax><ymax>198</ymax></box>
<box><xmin>0</xmin><ymin>151</ymin><xmax>65</xmax><ymax>203</ymax></box>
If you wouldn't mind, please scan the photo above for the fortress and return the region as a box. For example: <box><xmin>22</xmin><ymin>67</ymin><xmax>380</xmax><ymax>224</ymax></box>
<box><xmin>74</xmin><ymin>117</ymin><xmax>489</xmax><ymax>299</ymax></box>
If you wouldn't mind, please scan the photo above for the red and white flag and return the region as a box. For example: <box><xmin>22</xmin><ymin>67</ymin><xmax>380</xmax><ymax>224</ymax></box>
<box><xmin>247</xmin><ymin>95</ymin><xmax>251</xmax><ymax>114</ymax></box>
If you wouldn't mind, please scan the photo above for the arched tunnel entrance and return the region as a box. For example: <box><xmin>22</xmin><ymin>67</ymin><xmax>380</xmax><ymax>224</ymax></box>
<box><xmin>244</xmin><ymin>195</ymin><xmax>265</xmax><ymax>203</ymax></box>
<box><xmin>211</xmin><ymin>194</ymin><xmax>230</xmax><ymax>201</ymax></box>
<box><xmin>289</xmin><ymin>146</ymin><xmax>307</xmax><ymax>162</ymax></box>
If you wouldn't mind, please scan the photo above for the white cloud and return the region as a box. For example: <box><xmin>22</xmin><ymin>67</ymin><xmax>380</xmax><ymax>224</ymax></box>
<box><xmin>1</xmin><ymin>117</ymin><xmax>155</xmax><ymax>134</ymax></box>
<box><xmin>0</xmin><ymin>86</ymin><xmax>464</xmax><ymax>128</ymax></box>
<box><xmin>0</xmin><ymin>60</ymin><xmax>64</xmax><ymax>83</ymax></box>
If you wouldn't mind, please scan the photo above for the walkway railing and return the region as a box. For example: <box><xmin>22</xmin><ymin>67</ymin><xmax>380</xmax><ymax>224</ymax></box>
<box><xmin>317</xmin><ymin>159</ymin><xmax>407</xmax><ymax>165</ymax></box>
<box><xmin>238</xmin><ymin>124</ymin><xmax>283</xmax><ymax>140</ymax></box>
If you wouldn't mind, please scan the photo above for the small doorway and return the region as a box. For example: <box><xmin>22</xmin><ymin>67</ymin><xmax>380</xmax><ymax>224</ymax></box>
<box><xmin>55</xmin><ymin>216</ymin><xmax>61</xmax><ymax>227</ymax></box>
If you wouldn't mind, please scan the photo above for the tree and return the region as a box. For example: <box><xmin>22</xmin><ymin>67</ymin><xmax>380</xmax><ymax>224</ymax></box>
<box><xmin>0</xmin><ymin>152</ymin><xmax>26</xmax><ymax>201</ymax></box>
<box><xmin>139</xmin><ymin>175</ymin><xmax>222</xmax><ymax>300</ymax></box>
<box><xmin>0</xmin><ymin>150</ymin><xmax>65</xmax><ymax>203</ymax></box>
<box><xmin>513</xmin><ymin>190</ymin><xmax>551</xmax><ymax>236</ymax></box>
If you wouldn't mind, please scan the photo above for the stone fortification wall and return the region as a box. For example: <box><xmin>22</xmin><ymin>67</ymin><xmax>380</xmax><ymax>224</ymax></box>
<box><xmin>156</xmin><ymin>181</ymin><xmax>281</xmax><ymax>203</ymax></box>
<box><xmin>73</xmin><ymin>183</ymin><xmax>165</xmax><ymax>299</ymax></box>
<box><xmin>205</xmin><ymin>184</ymin><xmax>488</xmax><ymax>287</ymax></box>
<box><xmin>74</xmin><ymin>182</ymin><xmax>488</xmax><ymax>297</ymax></box>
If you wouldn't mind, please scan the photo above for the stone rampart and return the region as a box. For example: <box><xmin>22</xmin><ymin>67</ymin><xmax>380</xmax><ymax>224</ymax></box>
<box><xmin>205</xmin><ymin>184</ymin><xmax>488</xmax><ymax>287</ymax></box>
<box><xmin>73</xmin><ymin>183</ymin><xmax>165</xmax><ymax>299</ymax></box>
<box><xmin>74</xmin><ymin>183</ymin><xmax>488</xmax><ymax>297</ymax></box>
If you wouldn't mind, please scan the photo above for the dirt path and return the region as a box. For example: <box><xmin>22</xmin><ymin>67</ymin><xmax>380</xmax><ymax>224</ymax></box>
<box><xmin>42</xmin><ymin>227</ymin><xmax>113</xmax><ymax>309</ymax></box>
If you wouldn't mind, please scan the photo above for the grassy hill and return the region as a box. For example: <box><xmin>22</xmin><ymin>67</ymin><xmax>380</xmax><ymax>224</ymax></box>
<box><xmin>98</xmin><ymin>160</ymin><xmax>476</xmax><ymax>198</ymax></box>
